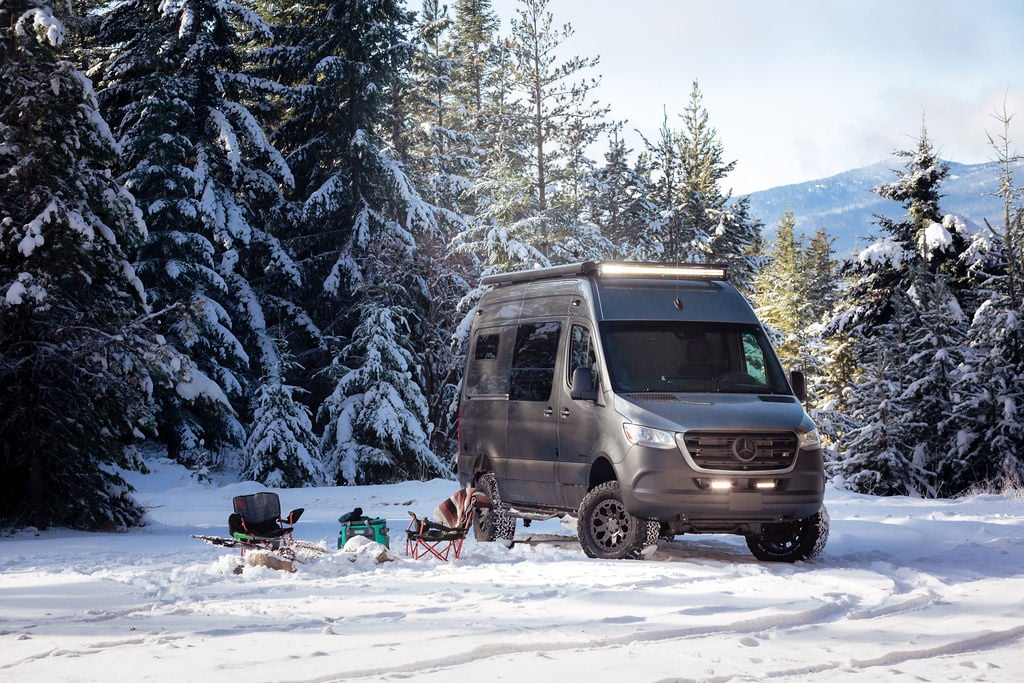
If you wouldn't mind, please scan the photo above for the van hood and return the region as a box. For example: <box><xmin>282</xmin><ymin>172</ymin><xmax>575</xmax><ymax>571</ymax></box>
<box><xmin>611</xmin><ymin>391</ymin><xmax>815</xmax><ymax>434</ymax></box>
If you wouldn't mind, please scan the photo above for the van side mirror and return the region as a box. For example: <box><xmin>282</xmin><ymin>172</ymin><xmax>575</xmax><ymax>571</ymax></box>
<box><xmin>790</xmin><ymin>370</ymin><xmax>807</xmax><ymax>403</ymax></box>
<box><xmin>570</xmin><ymin>367</ymin><xmax>597</xmax><ymax>401</ymax></box>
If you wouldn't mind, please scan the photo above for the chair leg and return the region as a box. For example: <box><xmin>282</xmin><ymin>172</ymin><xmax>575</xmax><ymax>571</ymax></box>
<box><xmin>412</xmin><ymin>538</ymin><xmax>453</xmax><ymax>561</ymax></box>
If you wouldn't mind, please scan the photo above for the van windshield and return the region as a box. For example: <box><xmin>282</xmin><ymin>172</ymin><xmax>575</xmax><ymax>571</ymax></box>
<box><xmin>598</xmin><ymin>321</ymin><xmax>790</xmax><ymax>395</ymax></box>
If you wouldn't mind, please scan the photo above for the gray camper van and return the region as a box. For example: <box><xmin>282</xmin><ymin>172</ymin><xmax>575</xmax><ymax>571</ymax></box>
<box><xmin>457</xmin><ymin>261</ymin><xmax>828</xmax><ymax>562</ymax></box>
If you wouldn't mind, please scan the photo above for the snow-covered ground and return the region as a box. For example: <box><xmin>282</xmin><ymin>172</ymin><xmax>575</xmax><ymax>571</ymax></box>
<box><xmin>3</xmin><ymin>458</ymin><xmax>1024</xmax><ymax>682</ymax></box>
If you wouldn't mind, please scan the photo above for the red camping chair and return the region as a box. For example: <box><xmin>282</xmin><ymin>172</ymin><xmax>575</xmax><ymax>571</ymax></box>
<box><xmin>406</xmin><ymin>487</ymin><xmax>491</xmax><ymax>561</ymax></box>
<box><xmin>228</xmin><ymin>492</ymin><xmax>304</xmax><ymax>557</ymax></box>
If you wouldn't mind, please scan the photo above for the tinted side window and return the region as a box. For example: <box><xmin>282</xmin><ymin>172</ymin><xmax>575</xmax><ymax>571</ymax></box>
<box><xmin>465</xmin><ymin>330</ymin><xmax>510</xmax><ymax>396</ymax></box>
<box><xmin>567</xmin><ymin>325</ymin><xmax>595</xmax><ymax>384</ymax></box>
<box><xmin>475</xmin><ymin>333</ymin><xmax>499</xmax><ymax>360</ymax></box>
<box><xmin>510</xmin><ymin>322</ymin><xmax>562</xmax><ymax>401</ymax></box>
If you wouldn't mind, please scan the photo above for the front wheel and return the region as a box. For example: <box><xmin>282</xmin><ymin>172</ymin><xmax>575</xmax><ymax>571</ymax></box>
<box><xmin>577</xmin><ymin>481</ymin><xmax>659</xmax><ymax>560</ymax></box>
<box><xmin>472</xmin><ymin>473</ymin><xmax>516</xmax><ymax>544</ymax></box>
<box><xmin>745</xmin><ymin>507</ymin><xmax>829</xmax><ymax>563</ymax></box>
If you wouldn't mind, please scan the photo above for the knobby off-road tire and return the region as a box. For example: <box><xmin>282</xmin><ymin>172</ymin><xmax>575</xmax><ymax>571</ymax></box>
<box><xmin>577</xmin><ymin>481</ymin><xmax>660</xmax><ymax>560</ymax></box>
<box><xmin>745</xmin><ymin>506</ymin><xmax>830</xmax><ymax>563</ymax></box>
<box><xmin>472</xmin><ymin>472</ymin><xmax>516</xmax><ymax>545</ymax></box>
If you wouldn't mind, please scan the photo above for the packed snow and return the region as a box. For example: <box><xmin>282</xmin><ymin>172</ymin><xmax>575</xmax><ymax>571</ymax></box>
<box><xmin>3</xmin><ymin>457</ymin><xmax>1024</xmax><ymax>682</ymax></box>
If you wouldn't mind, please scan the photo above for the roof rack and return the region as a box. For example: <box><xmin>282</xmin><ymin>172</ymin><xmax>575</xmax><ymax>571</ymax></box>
<box><xmin>480</xmin><ymin>261</ymin><xmax>728</xmax><ymax>286</ymax></box>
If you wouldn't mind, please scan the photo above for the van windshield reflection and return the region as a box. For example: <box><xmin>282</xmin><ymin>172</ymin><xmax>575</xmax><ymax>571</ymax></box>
<box><xmin>599</xmin><ymin>321</ymin><xmax>789</xmax><ymax>394</ymax></box>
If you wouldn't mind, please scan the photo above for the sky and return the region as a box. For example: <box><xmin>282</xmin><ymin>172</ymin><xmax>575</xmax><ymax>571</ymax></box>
<box><xmin>485</xmin><ymin>0</ymin><xmax>1024</xmax><ymax>194</ymax></box>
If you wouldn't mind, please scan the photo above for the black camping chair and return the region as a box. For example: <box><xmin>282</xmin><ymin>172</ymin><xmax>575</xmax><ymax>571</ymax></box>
<box><xmin>228</xmin><ymin>492</ymin><xmax>304</xmax><ymax>553</ymax></box>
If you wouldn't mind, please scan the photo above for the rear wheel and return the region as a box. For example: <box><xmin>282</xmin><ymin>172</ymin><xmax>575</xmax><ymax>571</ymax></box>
<box><xmin>745</xmin><ymin>507</ymin><xmax>829</xmax><ymax>562</ymax></box>
<box><xmin>577</xmin><ymin>481</ymin><xmax>659</xmax><ymax>560</ymax></box>
<box><xmin>473</xmin><ymin>473</ymin><xmax>516</xmax><ymax>544</ymax></box>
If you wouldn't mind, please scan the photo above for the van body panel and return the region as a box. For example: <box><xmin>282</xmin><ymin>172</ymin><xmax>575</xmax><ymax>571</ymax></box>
<box><xmin>611</xmin><ymin>392</ymin><xmax>812</xmax><ymax>436</ymax></box>
<box><xmin>594</xmin><ymin>280</ymin><xmax>758</xmax><ymax>324</ymax></box>
<box><xmin>456</xmin><ymin>262</ymin><xmax>826</xmax><ymax>543</ymax></box>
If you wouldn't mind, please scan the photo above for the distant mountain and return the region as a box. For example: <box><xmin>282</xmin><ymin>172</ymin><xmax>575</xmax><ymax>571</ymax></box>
<box><xmin>745</xmin><ymin>160</ymin><xmax>1017</xmax><ymax>258</ymax></box>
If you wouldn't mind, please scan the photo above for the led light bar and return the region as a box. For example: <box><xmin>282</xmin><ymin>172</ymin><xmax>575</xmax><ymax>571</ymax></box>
<box><xmin>597</xmin><ymin>262</ymin><xmax>727</xmax><ymax>280</ymax></box>
<box><xmin>480</xmin><ymin>261</ymin><xmax>728</xmax><ymax>287</ymax></box>
<box><xmin>708</xmin><ymin>480</ymin><xmax>734</xmax><ymax>491</ymax></box>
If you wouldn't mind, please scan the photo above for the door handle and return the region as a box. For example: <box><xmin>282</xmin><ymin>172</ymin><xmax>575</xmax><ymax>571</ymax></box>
<box><xmin>560</xmin><ymin>408</ymin><xmax>570</xmax><ymax>418</ymax></box>
<box><xmin>543</xmin><ymin>406</ymin><xmax>554</xmax><ymax>416</ymax></box>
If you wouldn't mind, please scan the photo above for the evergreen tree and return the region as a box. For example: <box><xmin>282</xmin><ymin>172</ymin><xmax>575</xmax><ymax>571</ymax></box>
<box><xmin>639</xmin><ymin>83</ymin><xmax>760</xmax><ymax>289</ymax></box>
<box><xmin>805</xmin><ymin>227</ymin><xmax>839</xmax><ymax>320</ymax></box>
<box><xmin>826</xmin><ymin>127</ymin><xmax>971</xmax><ymax>496</ymax></box>
<box><xmin>492</xmin><ymin>0</ymin><xmax>610</xmax><ymax>264</ymax></box>
<box><xmin>406</xmin><ymin>0</ymin><xmax>477</xmax><ymax>460</ymax></box>
<box><xmin>448</xmin><ymin>0</ymin><xmax>501</xmax><ymax>138</ymax></box>
<box><xmin>753</xmin><ymin>215</ymin><xmax>843</xmax><ymax>445</ymax></box>
<box><xmin>639</xmin><ymin>111</ymin><xmax>682</xmax><ymax>262</ymax></box>
<box><xmin>268</xmin><ymin>0</ymin><xmax>444</xmax><ymax>484</ymax></box>
<box><xmin>242</xmin><ymin>368</ymin><xmax>323</xmax><ymax>487</ymax></box>
<box><xmin>319</xmin><ymin>295</ymin><xmax>445</xmax><ymax>484</ymax></box>
<box><xmin>950</xmin><ymin>293</ymin><xmax>1024</xmax><ymax>492</ymax></box>
<box><xmin>797</xmin><ymin>226</ymin><xmax>853</xmax><ymax>449</ymax></box>
<box><xmin>1</xmin><ymin>0</ymin><xmax>158</xmax><ymax>528</ymax></box>
<box><xmin>592</xmin><ymin>128</ymin><xmax>658</xmax><ymax>260</ymax></box>
<box><xmin>677</xmin><ymin>81</ymin><xmax>761</xmax><ymax>291</ymax></box>
<box><xmin>829</xmin><ymin>314</ymin><xmax>924</xmax><ymax>496</ymax></box>
<box><xmin>91</xmin><ymin>0</ymin><xmax>303</xmax><ymax>472</ymax></box>
<box><xmin>945</xmin><ymin>106</ymin><xmax>1024</xmax><ymax>493</ymax></box>
<box><xmin>752</xmin><ymin>210</ymin><xmax>810</xmax><ymax>362</ymax></box>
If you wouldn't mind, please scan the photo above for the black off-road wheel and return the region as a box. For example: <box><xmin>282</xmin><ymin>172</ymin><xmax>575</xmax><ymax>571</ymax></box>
<box><xmin>472</xmin><ymin>472</ymin><xmax>516</xmax><ymax>545</ymax></box>
<box><xmin>577</xmin><ymin>481</ymin><xmax>660</xmax><ymax>560</ymax></box>
<box><xmin>745</xmin><ymin>507</ymin><xmax>829</xmax><ymax>563</ymax></box>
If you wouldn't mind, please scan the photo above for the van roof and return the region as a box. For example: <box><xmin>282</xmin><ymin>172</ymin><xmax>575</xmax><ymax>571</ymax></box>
<box><xmin>480</xmin><ymin>261</ymin><xmax>728</xmax><ymax>287</ymax></box>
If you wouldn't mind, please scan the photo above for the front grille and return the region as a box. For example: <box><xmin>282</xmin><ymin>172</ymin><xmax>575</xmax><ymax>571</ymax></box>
<box><xmin>682</xmin><ymin>431</ymin><xmax>798</xmax><ymax>472</ymax></box>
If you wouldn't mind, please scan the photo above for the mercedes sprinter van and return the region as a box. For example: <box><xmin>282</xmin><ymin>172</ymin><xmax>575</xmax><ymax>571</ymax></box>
<box><xmin>456</xmin><ymin>261</ymin><xmax>828</xmax><ymax>562</ymax></box>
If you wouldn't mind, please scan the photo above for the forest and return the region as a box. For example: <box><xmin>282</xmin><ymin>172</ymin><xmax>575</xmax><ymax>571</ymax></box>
<box><xmin>2</xmin><ymin>0</ymin><xmax>1023</xmax><ymax>530</ymax></box>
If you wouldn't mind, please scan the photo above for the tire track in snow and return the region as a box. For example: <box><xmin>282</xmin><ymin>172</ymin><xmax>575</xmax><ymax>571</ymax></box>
<box><xmin>277</xmin><ymin>598</ymin><xmax>854</xmax><ymax>682</ymax></box>
<box><xmin>846</xmin><ymin>588</ymin><xmax>938</xmax><ymax>620</ymax></box>
<box><xmin>761</xmin><ymin>624</ymin><xmax>1024</xmax><ymax>679</ymax></box>
<box><xmin>0</xmin><ymin>633</ymin><xmax>186</xmax><ymax>671</ymax></box>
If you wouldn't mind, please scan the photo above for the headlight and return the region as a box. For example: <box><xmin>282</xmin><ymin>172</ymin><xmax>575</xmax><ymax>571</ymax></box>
<box><xmin>798</xmin><ymin>428</ymin><xmax>821</xmax><ymax>450</ymax></box>
<box><xmin>623</xmin><ymin>423</ymin><xmax>677</xmax><ymax>449</ymax></box>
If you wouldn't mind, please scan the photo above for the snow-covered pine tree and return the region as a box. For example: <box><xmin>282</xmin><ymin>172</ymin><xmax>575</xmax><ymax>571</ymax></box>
<box><xmin>591</xmin><ymin>129</ymin><xmax>659</xmax><ymax>261</ymax></box>
<box><xmin>796</xmin><ymin>227</ymin><xmax>854</xmax><ymax>450</ymax></box>
<box><xmin>243</xmin><ymin>365</ymin><xmax>324</xmax><ymax>487</ymax></box>
<box><xmin>639</xmin><ymin>112</ymin><xmax>684</xmax><ymax>263</ymax></box>
<box><xmin>452</xmin><ymin>29</ymin><xmax>544</xmax><ymax>280</ymax></box>
<box><xmin>638</xmin><ymin>83</ymin><xmax>760</xmax><ymax>289</ymax></box>
<box><xmin>90</xmin><ymin>0</ymin><xmax>306</xmax><ymax>474</ymax></box>
<box><xmin>826</xmin><ymin>127</ymin><xmax>971</xmax><ymax>496</ymax></box>
<box><xmin>500</xmin><ymin>0</ymin><xmax>611</xmax><ymax>264</ymax></box>
<box><xmin>458</xmin><ymin>0</ymin><xmax>614</xmax><ymax>278</ymax></box>
<box><xmin>1</xmin><ymin>0</ymin><xmax>157</xmax><ymax>529</ymax></box>
<box><xmin>752</xmin><ymin>210</ymin><xmax>811</xmax><ymax>363</ymax></box>
<box><xmin>448</xmin><ymin>0</ymin><xmax>501</xmax><ymax>139</ymax></box>
<box><xmin>753</xmin><ymin>215</ymin><xmax>842</xmax><ymax>441</ymax></box>
<box><xmin>676</xmin><ymin>81</ymin><xmax>761</xmax><ymax>292</ymax></box>
<box><xmin>319</xmin><ymin>292</ymin><xmax>445</xmax><ymax>484</ymax></box>
<box><xmin>944</xmin><ymin>107</ymin><xmax>1024</xmax><ymax>493</ymax></box>
<box><xmin>404</xmin><ymin>0</ymin><xmax>479</xmax><ymax>461</ymax></box>
<box><xmin>266</xmin><ymin>0</ymin><xmax>444</xmax><ymax>484</ymax></box>
<box><xmin>829</xmin><ymin>313</ymin><xmax>926</xmax><ymax>496</ymax></box>
<box><xmin>947</xmin><ymin>290</ymin><xmax>1024</xmax><ymax>493</ymax></box>
<box><xmin>805</xmin><ymin>227</ymin><xmax>839</xmax><ymax>321</ymax></box>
